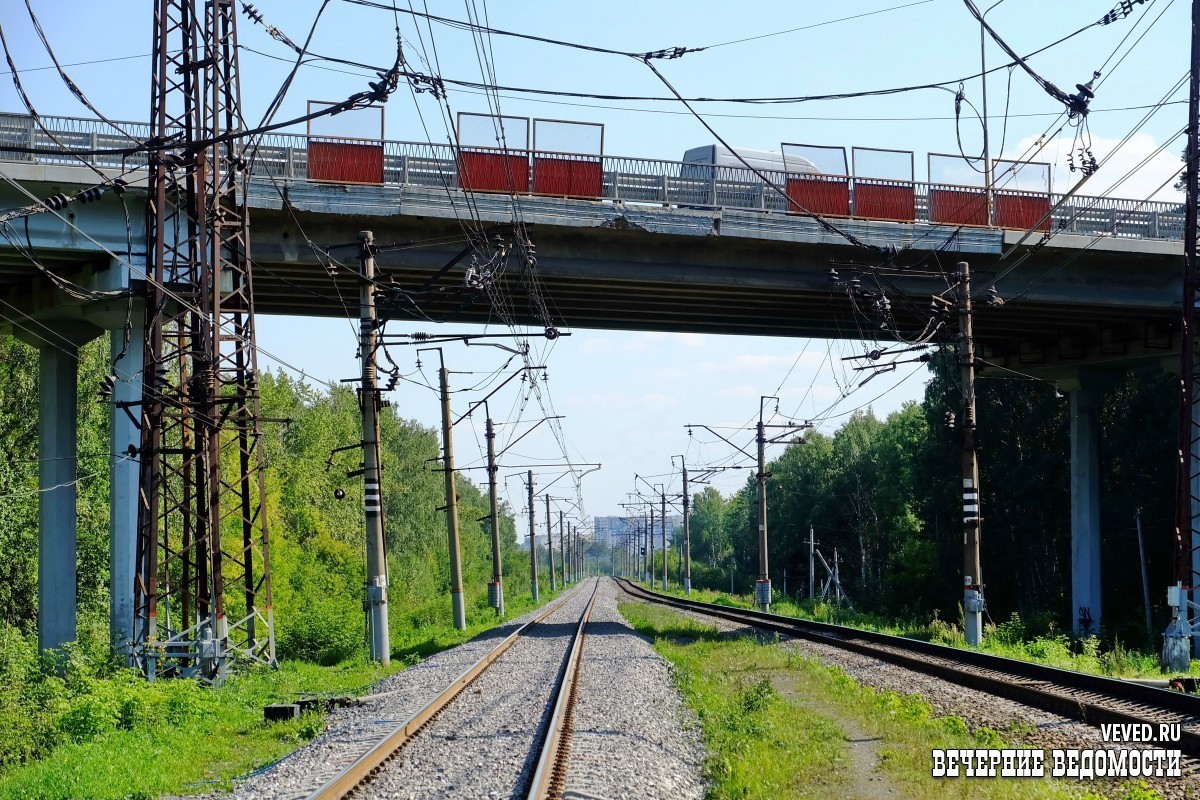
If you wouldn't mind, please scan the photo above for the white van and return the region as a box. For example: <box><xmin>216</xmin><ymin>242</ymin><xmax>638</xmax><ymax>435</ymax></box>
<box><xmin>680</xmin><ymin>144</ymin><xmax>819</xmax><ymax>180</ymax></box>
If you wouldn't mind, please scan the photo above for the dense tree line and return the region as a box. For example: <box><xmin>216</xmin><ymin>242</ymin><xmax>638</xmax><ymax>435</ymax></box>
<box><xmin>686</xmin><ymin>350</ymin><xmax>1178</xmax><ymax>645</ymax></box>
<box><xmin>0</xmin><ymin>334</ymin><xmax>538</xmax><ymax>663</ymax></box>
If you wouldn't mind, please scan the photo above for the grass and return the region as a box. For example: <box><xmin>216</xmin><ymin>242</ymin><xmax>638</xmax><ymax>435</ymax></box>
<box><xmin>620</xmin><ymin>600</ymin><xmax>1162</xmax><ymax>800</ymax></box>
<box><xmin>0</xmin><ymin>659</ymin><xmax>389</xmax><ymax>800</ymax></box>
<box><xmin>641</xmin><ymin>582</ymin><xmax>1182</xmax><ymax>679</ymax></box>
<box><xmin>0</xmin><ymin>585</ymin><xmax>568</xmax><ymax>800</ymax></box>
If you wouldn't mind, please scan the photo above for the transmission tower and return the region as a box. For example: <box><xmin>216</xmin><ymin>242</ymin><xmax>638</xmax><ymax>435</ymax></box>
<box><xmin>132</xmin><ymin>0</ymin><xmax>275</xmax><ymax>682</ymax></box>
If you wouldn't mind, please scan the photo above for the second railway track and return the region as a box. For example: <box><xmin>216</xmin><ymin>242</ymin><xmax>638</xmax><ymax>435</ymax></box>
<box><xmin>617</xmin><ymin>578</ymin><xmax>1200</xmax><ymax>761</ymax></box>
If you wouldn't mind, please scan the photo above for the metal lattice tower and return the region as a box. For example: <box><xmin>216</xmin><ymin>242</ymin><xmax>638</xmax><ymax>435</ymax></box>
<box><xmin>133</xmin><ymin>0</ymin><xmax>275</xmax><ymax>682</ymax></box>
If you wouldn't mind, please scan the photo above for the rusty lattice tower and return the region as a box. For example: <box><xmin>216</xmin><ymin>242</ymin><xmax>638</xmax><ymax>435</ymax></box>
<box><xmin>133</xmin><ymin>0</ymin><xmax>274</xmax><ymax>681</ymax></box>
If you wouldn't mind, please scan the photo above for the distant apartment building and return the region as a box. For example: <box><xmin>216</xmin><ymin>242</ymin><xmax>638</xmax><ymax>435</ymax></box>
<box><xmin>593</xmin><ymin>514</ymin><xmax>684</xmax><ymax>547</ymax></box>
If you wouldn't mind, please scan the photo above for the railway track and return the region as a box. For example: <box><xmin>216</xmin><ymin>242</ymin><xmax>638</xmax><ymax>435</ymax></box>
<box><xmin>617</xmin><ymin>578</ymin><xmax>1200</xmax><ymax>759</ymax></box>
<box><xmin>300</xmin><ymin>579</ymin><xmax>599</xmax><ymax>800</ymax></box>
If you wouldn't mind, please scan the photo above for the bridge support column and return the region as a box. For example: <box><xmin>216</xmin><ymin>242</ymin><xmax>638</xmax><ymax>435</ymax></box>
<box><xmin>109</xmin><ymin>315</ymin><xmax>143</xmax><ymax>659</ymax></box>
<box><xmin>1069</xmin><ymin>386</ymin><xmax>1102</xmax><ymax>637</ymax></box>
<box><xmin>35</xmin><ymin>323</ymin><xmax>99</xmax><ymax>655</ymax></box>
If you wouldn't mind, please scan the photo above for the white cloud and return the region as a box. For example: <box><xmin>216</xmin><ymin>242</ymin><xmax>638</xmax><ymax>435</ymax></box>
<box><xmin>1003</xmin><ymin>132</ymin><xmax>1182</xmax><ymax>202</ymax></box>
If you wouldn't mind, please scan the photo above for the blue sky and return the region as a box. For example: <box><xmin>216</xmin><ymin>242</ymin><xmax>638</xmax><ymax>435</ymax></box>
<box><xmin>0</xmin><ymin>0</ymin><xmax>1187</xmax><ymax>537</ymax></box>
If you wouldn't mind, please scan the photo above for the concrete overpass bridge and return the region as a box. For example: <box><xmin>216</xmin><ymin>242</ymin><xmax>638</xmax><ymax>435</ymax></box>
<box><xmin>0</xmin><ymin>111</ymin><xmax>1186</xmax><ymax>652</ymax></box>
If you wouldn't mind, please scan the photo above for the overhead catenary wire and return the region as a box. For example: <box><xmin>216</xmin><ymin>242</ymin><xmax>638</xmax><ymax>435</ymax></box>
<box><xmin>241</xmin><ymin>44</ymin><xmax>1185</xmax><ymax>123</ymax></box>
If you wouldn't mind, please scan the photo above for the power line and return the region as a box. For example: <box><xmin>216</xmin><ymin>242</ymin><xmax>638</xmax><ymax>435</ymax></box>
<box><xmin>702</xmin><ymin>0</ymin><xmax>934</xmax><ymax>49</ymax></box>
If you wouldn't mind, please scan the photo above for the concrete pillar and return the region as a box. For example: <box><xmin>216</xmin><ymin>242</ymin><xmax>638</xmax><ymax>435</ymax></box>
<box><xmin>1070</xmin><ymin>387</ymin><xmax>1102</xmax><ymax>637</ymax></box>
<box><xmin>109</xmin><ymin>318</ymin><xmax>143</xmax><ymax>658</ymax></box>
<box><xmin>38</xmin><ymin>336</ymin><xmax>80</xmax><ymax>654</ymax></box>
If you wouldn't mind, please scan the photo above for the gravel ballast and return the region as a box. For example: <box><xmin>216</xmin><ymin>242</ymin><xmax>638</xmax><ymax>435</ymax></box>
<box><xmin>227</xmin><ymin>578</ymin><xmax>707</xmax><ymax>800</ymax></box>
<box><xmin>562</xmin><ymin>579</ymin><xmax>706</xmax><ymax>800</ymax></box>
<box><xmin>228</xmin><ymin>588</ymin><xmax>582</xmax><ymax>800</ymax></box>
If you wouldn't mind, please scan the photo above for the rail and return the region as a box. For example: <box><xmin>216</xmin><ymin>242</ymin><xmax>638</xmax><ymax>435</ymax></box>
<box><xmin>0</xmin><ymin>112</ymin><xmax>1184</xmax><ymax>242</ymax></box>
<box><xmin>616</xmin><ymin>578</ymin><xmax>1200</xmax><ymax>758</ymax></box>
<box><xmin>306</xmin><ymin>580</ymin><xmax>597</xmax><ymax>800</ymax></box>
<box><xmin>526</xmin><ymin>583</ymin><xmax>598</xmax><ymax>800</ymax></box>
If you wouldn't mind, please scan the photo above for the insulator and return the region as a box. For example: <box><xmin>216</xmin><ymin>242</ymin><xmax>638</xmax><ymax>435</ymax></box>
<box><xmin>44</xmin><ymin>193</ymin><xmax>69</xmax><ymax>211</ymax></box>
<box><xmin>944</xmin><ymin>410</ymin><xmax>956</xmax><ymax>429</ymax></box>
<box><xmin>111</xmin><ymin>178</ymin><xmax>128</xmax><ymax>195</ymax></box>
<box><xmin>98</xmin><ymin>374</ymin><xmax>116</xmax><ymax>401</ymax></box>
<box><xmin>153</xmin><ymin>363</ymin><xmax>170</xmax><ymax>389</ymax></box>
<box><xmin>544</xmin><ymin>326</ymin><xmax>559</xmax><ymax>340</ymax></box>
<box><xmin>75</xmin><ymin>186</ymin><xmax>104</xmax><ymax>204</ymax></box>
<box><xmin>828</xmin><ymin>268</ymin><xmax>839</xmax><ymax>282</ymax></box>
<box><xmin>919</xmin><ymin>353</ymin><xmax>932</xmax><ymax>362</ymax></box>
<box><xmin>411</xmin><ymin>331</ymin><xmax>432</xmax><ymax>341</ymax></box>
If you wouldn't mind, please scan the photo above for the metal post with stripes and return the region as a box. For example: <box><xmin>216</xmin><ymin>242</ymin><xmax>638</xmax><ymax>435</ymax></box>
<box><xmin>956</xmin><ymin>260</ymin><xmax>985</xmax><ymax>646</ymax></box>
<box><xmin>438</xmin><ymin>363</ymin><xmax>467</xmax><ymax>631</ymax></box>
<box><xmin>1164</xmin><ymin>0</ymin><xmax>1200</xmax><ymax>671</ymax></box>
<box><xmin>359</xmin><ymin>231</ymin><xmax>390</xmax><ymax>663</ymax></box>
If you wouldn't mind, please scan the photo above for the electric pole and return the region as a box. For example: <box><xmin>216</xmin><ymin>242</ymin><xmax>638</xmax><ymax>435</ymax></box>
<box><xmin>359</xmin><ymin>232</ymin><xmax>390</xmax><ymax>663</ymax></box>
<box><xmin>649</xmin><ymin>505</ymin><xmax>656</xmax><ymax>585</ymax></box>
<box><xmin>558</xmin><ymin>509</ymin><xmax>565</xmax><ymax>587</ymax></box>
<box><xmin>485</xmin><ymin>416</ymin><xmax>504</xmax><ymax>616</ymax></box>
<box><xmin>809</xmin><ymin>523</ymin><xmax>816</xmax><ymax>601</ymax></box>
<box><xmin>660</xmin><ymin>489</ymin><xmax>668</xmax><ymax>592</ymax></box>
<box><xmin>681</xmin><ymin>462</ymin><xmax>692</xmax><ymax>594</ymax></box>
<box><xmin>1166</xmin><ymin>0</ymin><xmax>1200</xmax><ymax>670</ymax></box>
<box><xmin>756</xmin><ymin>401</ymin><xmax>771</xmax><ymax>612</ymax></box>
<box><xmin>528</xmin><ymin>470</ymin><xmax>539</xmax><ymax>601</ymax></box>
<box><xmin>545</xmin><ymin>494</ymin><xmax>556</xmax><ymax>592</ymax></box>
<box><xmin>438</xmin><ymin>361</ymin><xmax>466</xmax><ymax>631</ymax></box>
<box><xmin>957</xmin><ymin>261</ymin><xmax>985</xmax><ymax>646</ymax></box>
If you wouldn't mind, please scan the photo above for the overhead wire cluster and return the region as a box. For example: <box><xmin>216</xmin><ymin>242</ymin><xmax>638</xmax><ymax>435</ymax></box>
<box><xmin>0</xmin><ymin>0</ymin><xmax>1185</xmax><ymax>518</ymax></box>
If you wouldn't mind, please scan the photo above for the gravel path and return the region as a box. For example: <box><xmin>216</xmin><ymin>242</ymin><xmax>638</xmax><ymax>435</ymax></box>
<box><xmin>562</xmin><ymin>579</ymin><xmax>706</xmax><ymax>800</ymax></box>
<box><xmin>618</xmin><ymin>587</ymin><xmax>1200</xmax><ymax>800</ymax></box>
<box><xmin>227</xmin><ymin>586</ymin><xmax>585</xmax><ymax>800</ymax></box>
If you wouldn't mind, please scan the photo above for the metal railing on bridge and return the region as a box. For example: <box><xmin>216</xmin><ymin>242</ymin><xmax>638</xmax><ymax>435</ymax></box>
<box><xmin>0</xmin><ymin>111</ymin><xmax>1183</xmax><ymax>243</ymax></box>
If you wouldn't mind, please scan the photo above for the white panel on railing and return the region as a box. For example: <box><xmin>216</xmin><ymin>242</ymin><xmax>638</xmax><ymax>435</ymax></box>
<box><xmin>457</xmin><ymin>112</ymin><xmax>529</xmax><ymax>151</ymax></box>
<box><xmin>992</xmin><ymin>159</ymin><xmax>1050</xmax><ymax>194</ymax></box>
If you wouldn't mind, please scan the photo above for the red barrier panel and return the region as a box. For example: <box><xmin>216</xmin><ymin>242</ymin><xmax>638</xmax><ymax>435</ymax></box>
<box><xmin>929</xmin><ymin>187</ymin><xmax>988</xmax><ymax>226</ymax></box>
<box><xmin>458</xmin><ymin>150</ymin><xmax>530</xmax><ymax>194</ymax></box>
<box><xmin>532</xmin><ymin>156</ymin><xmax>603</xmax><ymax>198</ymax></box>
<box><xmin>995</xmin><ymin>191</ymin><xmax>1051</xmax><ymax>231</ymax></box>
<box><xmin>785</xmin><ymin>176</ymin><xmax>850</xmax><ymax>217</ymax></box>
<box><xmin>307</xmin><ymin>140</ymin><xmax>384</xmax><ymax>184</ymax></box>
<box><xmin>853</xmin><ymin>180</ymin><xmax>915</xmax><ymax>222</ymax></box>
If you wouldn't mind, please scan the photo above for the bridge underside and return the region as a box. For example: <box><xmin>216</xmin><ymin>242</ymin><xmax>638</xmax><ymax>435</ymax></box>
<box><xmin>0</xmin><ymin>166</ymin><xmax>1185</xmax><ymax>376</ymax></box>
